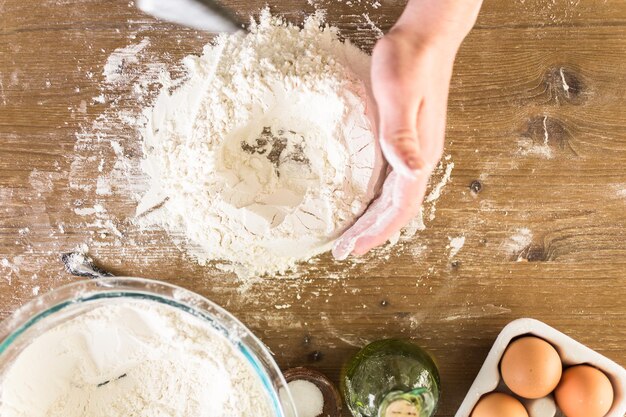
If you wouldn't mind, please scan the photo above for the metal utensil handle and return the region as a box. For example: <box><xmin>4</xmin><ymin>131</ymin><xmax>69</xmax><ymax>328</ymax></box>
<box><xmin>136</xmin><ymin>0</ymin><xmax>242</xmax><ymax>33</ymax></box>
<box><xmin>194</xmin><ymin>0</ymin><xmax>243</xmax><ymax>28</ymax></box>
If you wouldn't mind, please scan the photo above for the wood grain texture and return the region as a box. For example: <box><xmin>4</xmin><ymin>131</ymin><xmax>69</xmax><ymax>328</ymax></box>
<box><xmin>1</xmin><ymin>1</ymin><xmax>625</xmax><ymax>416</ymax></box>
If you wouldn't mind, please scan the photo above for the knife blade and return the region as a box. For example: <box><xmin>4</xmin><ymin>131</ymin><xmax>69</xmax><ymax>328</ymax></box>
<box><xmin>136</xmin><ymin>0</ymin><xmax>244</xmax><ymax>33</ymax></box>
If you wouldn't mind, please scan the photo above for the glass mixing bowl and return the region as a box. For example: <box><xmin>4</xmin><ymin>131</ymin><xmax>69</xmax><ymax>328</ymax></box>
<box><xmin>0</xmin><ymin>277</ymin><xmax>297</xmax><ymax>417</ymax></box>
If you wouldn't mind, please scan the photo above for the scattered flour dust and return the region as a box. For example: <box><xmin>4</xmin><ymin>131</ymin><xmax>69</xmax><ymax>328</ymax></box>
<box><xmin>612</xmin><ymin>184</ymin><xmax>626</xmax><ymax>200</ymax></box>
<box><xmin>424</xmin><ymin>159</ymin><xmax>454</xmax><ymax>222</ymax></box>
<box><xmin>517</xmin><ymin>115</ymin><xmax>554</xmax><ymax>159</ymax></box>
<box><xmin>501</xmin><ymin>228</ymin><xmax>533</xmax><ymax>261</ymax></box>
<box><xmin>447</xmin><ymin>235</ymin><xmax>465</xmax><ymax>258</ymax></box>
<box><xmin>361</xmin><ymin>13</ymin><xmax>384</xmax><ymax>39</ymax></box>
<box><xmin>136</xmin><ymin>10</ymin><xmax>384</xmax><ymax>277</ymax></box>
<box><xmin>0</xmin><ymin>301</ymin><xmax>274</xmax><ymax>417</ymax></box>
<box><xmin>102</xmin><ymin>38</ymin><xmax>151</xmax><ymax>85</ymax></box>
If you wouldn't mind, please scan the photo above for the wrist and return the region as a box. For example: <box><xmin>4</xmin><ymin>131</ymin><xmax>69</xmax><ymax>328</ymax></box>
<box><xmin>391</xmin><ymin>18</ymin><xmax>471</xmax><ymax>52</ymax></box>
<box><xmin>392</xmin><ymin>0</ymin><xmax>482</xmax><ymax>52</ymax></box>
<box><xmin>387</xmin><ymin>24</ymin><xmax>462</xmax><ymax>58</ymax></box>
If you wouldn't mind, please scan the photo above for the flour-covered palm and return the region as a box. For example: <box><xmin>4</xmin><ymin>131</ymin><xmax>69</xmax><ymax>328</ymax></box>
<box><xmin>332</xmin><ymin>29</ymin><xmax>459</xmax><ymax>259</ymax></box>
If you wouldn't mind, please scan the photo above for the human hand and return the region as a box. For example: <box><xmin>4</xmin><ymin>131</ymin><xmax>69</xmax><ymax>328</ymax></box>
<box><xmin>332</xmin><ymin>29</ymin><xmax>460</xmax><ymax>260</ymax></box>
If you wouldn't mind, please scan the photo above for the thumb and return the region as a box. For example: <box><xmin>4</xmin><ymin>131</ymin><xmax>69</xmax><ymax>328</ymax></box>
<box><xmin>377</xmin><ymin>99</ymin><xmax>424</xmax><ymax>179</ymax></box>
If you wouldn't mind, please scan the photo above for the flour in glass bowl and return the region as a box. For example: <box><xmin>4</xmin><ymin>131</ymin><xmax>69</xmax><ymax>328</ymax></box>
<box><xmin>0</xmin><ymin>301</ymin><xmax>276</xmax><ymax>417</ymax></box>
<box><xmin>136</xmin><ymin>10</ymin><xmax>384</xmax><ymax>278</ymax></box>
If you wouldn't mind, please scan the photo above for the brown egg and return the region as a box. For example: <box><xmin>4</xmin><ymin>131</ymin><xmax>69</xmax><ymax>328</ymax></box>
<box><xmin>471</xmin><ymin>392</ymin><xmax>529</xmax><ymax>417</ymax></box>
<box><xmin>500</xmin><ymin>336</ymin><xmax>562</xmax><ymax>398</ymax></box>
<box><xmin>555</xmin><ymin>365</ymin><xmax>614</xmax><ymax>417</ymax></box>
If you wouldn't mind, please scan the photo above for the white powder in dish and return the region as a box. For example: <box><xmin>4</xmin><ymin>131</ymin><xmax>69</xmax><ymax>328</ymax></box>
<box><xmin>280</xmin><ymin>379</ymin><xmax>325</xmax><ymax>417</ymax></box>
<box><xmin>0</xmin><ymin>301</ymin><xmax>274</xmax><ymax>417</ymax></box>
<box><xmin>136</xmin><ymin>10</ymin><xmax>384</xmax><ymax>277</ymax></box>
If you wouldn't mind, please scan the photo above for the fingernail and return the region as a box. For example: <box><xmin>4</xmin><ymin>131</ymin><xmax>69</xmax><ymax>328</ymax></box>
<box><xmin>332</xmin><ymin>238</ymin><xmax>355</xmax><ymax>261</ymax></box>
<box><xmin>379</xmin><ymin>139</ymin><xmax>420</xmax><ymax>179</ymax></box>
<box><xmin>405</xmin><ymin>156</ymin><xmax>423</xmax><ymax>170</ymax></box>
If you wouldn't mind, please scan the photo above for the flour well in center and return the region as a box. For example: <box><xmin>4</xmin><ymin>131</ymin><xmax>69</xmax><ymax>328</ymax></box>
<box><xmin>137</xmin><ymin>11</ymin><xmax>384</xmax><ymax>277</ymax></box>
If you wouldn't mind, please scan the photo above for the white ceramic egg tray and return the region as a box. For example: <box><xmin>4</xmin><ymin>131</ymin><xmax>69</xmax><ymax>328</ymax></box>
<box><xmin>455</xmin><ymin>318</ymin><xmax>626</xmax><ymax>417</ymax></box>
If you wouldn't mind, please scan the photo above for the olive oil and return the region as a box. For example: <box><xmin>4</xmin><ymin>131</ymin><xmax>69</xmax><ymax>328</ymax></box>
<box><xmin>341</xmin><ymin>339</ymin><xmax>441</xmax><ymax>417</ymax></box>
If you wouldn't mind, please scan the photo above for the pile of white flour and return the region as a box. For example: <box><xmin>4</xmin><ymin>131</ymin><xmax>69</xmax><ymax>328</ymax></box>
<box><xmin>137</xmin><ymin>11</ymin><xmax>384</xmax><ymax>277</ymax></box>
<box><xmin>0</xmin><ymin>301</ymin><xmax>274</xmax><ymax>417</ymax></box>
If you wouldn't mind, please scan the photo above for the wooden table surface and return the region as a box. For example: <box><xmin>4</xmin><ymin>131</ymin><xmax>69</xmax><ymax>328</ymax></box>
<box><xmin>1</xmin><ymin>0</ymin><xmax>625</xmax><ymax>416</ymax></box>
